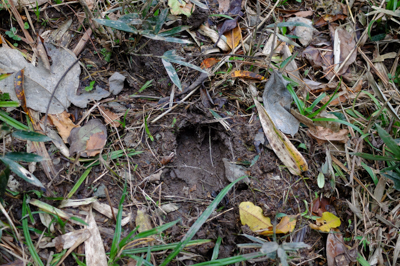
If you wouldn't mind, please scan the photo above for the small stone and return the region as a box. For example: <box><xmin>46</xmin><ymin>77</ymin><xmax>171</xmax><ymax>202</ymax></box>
<box><xmin>109</xmin><ymin>72</ymin><xmax>126</xmax><ymax>95</ymax></box>
<box><xmin>93</xmin><ymin>184</ymin><xmax>106</xmax><ymax>198</ymax></box>
<box><xmin>223</xmin><ymin>158</ymin><xmax>250</xmax><ymax>184</ymax></box>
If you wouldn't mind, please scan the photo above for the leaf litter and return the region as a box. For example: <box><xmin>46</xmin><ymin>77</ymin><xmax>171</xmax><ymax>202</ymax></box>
<box><xmin>1</xmin><ymin>0</ymin><xmax>400</xmax><ymax>265</ymax></box>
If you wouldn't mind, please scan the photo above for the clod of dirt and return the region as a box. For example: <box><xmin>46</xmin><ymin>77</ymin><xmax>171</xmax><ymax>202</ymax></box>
<box><xmin>185</xmin><ymin>7</ymin><xmax>209</xmax><ymax>29</ymax></box>
<box><xmin>109</xmin><ymin>72</ymin><xmax>126</xmax><ymax>95</ymax></box>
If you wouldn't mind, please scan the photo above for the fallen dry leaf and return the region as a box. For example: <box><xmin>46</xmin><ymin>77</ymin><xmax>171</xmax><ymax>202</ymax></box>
<box><xmin>239</xmin><ymin>202</ymin><xmax>297</xmax><ymax>235</ymax></box>
<box><xmin>99</xmin><ymin>106</ymin><xmax>122</xmax><ymax>127</ymax></box>
<box><xmin>85</xmin><ymin>206</ymin><xmax>107</xmax><ymax>266</ymax></box>
<box><xmin>302</xmin><ymin>45</ymin><xmax>335</xmax><ymax>80</ymax></box>
<box><xmin>308</xmin><ymin>126</ymin><xmax>349</xmax><ymax>145</ymax></box>
<box><xmin>330</xmin><ymin>24</ymin><xmax>357</xmax><ymax>75</ymax></box>
<box><xmin>259</xmin><ymin>215</ymin><xmax>297</xmax><ymax>235</ymax></box>
<box><xmin>224</xmin><ymin>25</ymin><xmax>242</xmax><ymax>49</ymax></box>
<box><xmin>231</xmin><ymin>70</ymin><xmax>265</xmax><ymax>81</ymax></box>
<box><xmin>168</xmin><ymin>0</ymin><xmax>194</xmax><ymax>16</ymax></box>
<box><xmin>48</xmin><ymin>111</ymin><xmax>78</xmax><ymax>143</ymax></box>
<box><xmin>218</xmin><ymin>0</ymin><xmax>230</xmax><ymax>13</ymax></box>
<box><xmin>253</xmin><ymin>95</ymin><xmax>308</xmax><ymax>175</ymax></box>
<box><xmin>287</xmin><ymin>17</ymin><xmax>314</xmax><ymax>46</ymax></box>
<box><xmin>326</xmin><ymin>229</ymin><xmax>357</xmax><ymax>266</ymax></box>
<box><xmin>309</xmin><ymin>212</ymin><xmax>341</xmax><ymax>232</ymax></box>
<box><xmin>201</xmin><ymin>58</ymin><xmax>220</xmax><ymax>69</ymax></box>
<box><xmin>68</xmin><ymin>119</ymin><xmax>107</xmax><ymax>157</ymax></box>
<box><xmin>312</xmin><ymin>197</ymin><xmax>334</xmax><ymax>216</ymax></box>
<box><xmin>239</xmin><ymin>202</ymin><xmax>272</xmax><ymax>231</ymax></box>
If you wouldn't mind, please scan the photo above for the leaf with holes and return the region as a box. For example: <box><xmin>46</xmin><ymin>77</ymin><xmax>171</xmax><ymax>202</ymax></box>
<box><xmin>309</xmin><ymin>212</ymin><xmax>341</xmax><ymax>232</ymax></box>
<box><xmin>0</xmin><ymin>157</ymin><xmax>44</xmax><ymax>188</ymax></box>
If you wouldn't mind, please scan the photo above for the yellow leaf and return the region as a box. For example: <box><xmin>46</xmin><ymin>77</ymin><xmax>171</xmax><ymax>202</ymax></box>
<box><xmin>239</xmin><ymin>202</ymin><xmax>272</xmax><ymax>231</ymax></box>
<box><xmin>168</xmin><ymin>0</ymin><xmax>194</xmax><ymax>16</ymax></box>
<box><xmin>224</xmin><ymin>25</ymin><xmax>242</xmax><ymax>49</ymax></box>
<box><xmin>260</xmin><ymin>215</ymin><xmax>297</xmax><ymax>235</ymax></box>
<box><xmin>309</xmin><ymin>212</ymin><xmax>341</xmax><ymax>232</ymax></box>
<box><xmin>239</xmin><ymin>202</ymin><xmax>297</xmax><ymax>235</ymax></box>
<box><xmin>253</xmin><ymin>99</ymin><xmax>308</xmax><ymax>175</ymax></box>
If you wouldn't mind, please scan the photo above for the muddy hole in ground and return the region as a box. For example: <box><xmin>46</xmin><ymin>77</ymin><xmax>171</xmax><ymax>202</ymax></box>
<box><xmin>164</xmin><ymin>125</ymin><xmax>229</xmax><ymax>199</ymax></box>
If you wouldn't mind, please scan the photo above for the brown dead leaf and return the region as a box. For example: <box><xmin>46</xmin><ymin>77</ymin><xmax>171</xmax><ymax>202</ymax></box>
<box><xmin>218</xmin><ymin>0</ymin><xmax>230</xmax><ymax>13</ymax></box>
<box><xmin>302</xmin><ymin>45</ymin><xmax>334</xmax><ymax>80</ymax></box>
<box><xmin>49</xmin><ymin>111</ymin><xmax>78</xmax><ymax>143</ymax></box>
<box><xmin>308</xmin><ymin>126</ymin><xmax>349</xmax><ymax>145</ymax></box>
<box><xmin>37</xmin><ymin>33</ymin><xmax>51</xmax><ymax>71</ymax></box>
<box><xmin>330</xmin><ymin>24</ymin><xmax>357</xmax><ymax>75</ymax></box>
<box><xmin>68</xmin><ymin>119</ymin><xmax>107</xmax><ymax>157</ymax></box>
<box><xmin>99</xmin><ymin>106</ymin><xmax>122</xmax><ymax>127</ymax></box>
<box><xmin>224</xmin><ymin>25</ymin><xmax>242</xmax><ymax>49</ymax></box>
<box><xmin>200</xmin><ymin>58</ymin><xmax>220</xmax><ymax>69</ymax></box>
<box><xmin>312</xmin><ymin>197</ymin><xmax>333</xmax><ymax>216</ymax></box>
<box><xmin>322</xmin><ymin>79</ymin><xmax>362</xmax><ymax>106</ymax></box>
<box><xmin>86</xmin><ymin>131</ymin><xmax>107</xmax><ymax>157</ymax></box>
<box><xmin>314</xmin><ymin>14</ymin><xmax>347</xmax><ymax>27</ymax></box>
<box><xmin>282</xmin><ymin>10</ymin><xmax>313</xmax><ymax>18</ymax></box>
<box><xmin>231</xmin><ymin>70</ymin><xmax>265</xmax><ymax>81</ymax></box>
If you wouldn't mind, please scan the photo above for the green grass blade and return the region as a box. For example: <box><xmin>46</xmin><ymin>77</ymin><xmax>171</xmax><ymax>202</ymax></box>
<box><xmin>110</xmin><ymin>182</ymin><xmax>127</xmax><ymax>261</ymax></box>
<box><xmin>12</xmin><ymin>130</ymin><xmax>51</xmax><ymax>142</ymax></box>
<box><xmin>133</xmin><ymin>219</ymin><xmax>180</xmax><ymax>240</ymax></box>
<box><xmin>66</xmin><ymin>167</ymin><xmax>92</xmax><ymax>199</ymax></box>
<box><xmin>353</xmin><ymin>153</ymin><xmax>394</xmax><ymax>161</ymax></box>
<box><xmin>311</xmin><ymin>118</ymin><xmax>363</xmax><ymax>135</ymax></box>
<box><xmin>0</xmin><ymin>101</ymin><xmax>20</xmax><ymax>108</ymax></box>
<box><xmin>5</xmin><ymin>152</ymin><xmax>45</xmax><ymax>162</ymax></box>
<box><xmin>376</xmin><ymin>124</ymin><xmax>400</xmax><ymax>159</ymax></box>
<box><xmin>121</xmin><ymin>239</ymin><xmax>212</xmax><ymax>255</ymax></box>
<box><xmin>22</xmin><ymin>195</ymin><xmax>45</xmax><ymax>266</ymax></box>
<box><xmin>192</xmin><ymin>252</ymin><xmax>265</xmax><ymax>266</ymax></box>
<box><xmin>0</xmin><ymin>111</ymin><xmax>29</xmax><ymax>130</ymax></box>
<box><xmin>361</xmin><ymin>162</ymin><xmax>378</xmax><ymax>185</ymax></box>
<box><xmin>211</xmin><ymin>236</ymin><xmax>222</xmax><ymax>260</ymax></box>
<box><xmin>160</xmin><ymin>176</ymin><xmax>247</xmax><ymax>266</ymax></box>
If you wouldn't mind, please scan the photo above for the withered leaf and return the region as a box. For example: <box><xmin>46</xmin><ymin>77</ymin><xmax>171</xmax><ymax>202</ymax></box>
<box><xmin>48</xmin><ymin>111</ymin><xmax>78</xmax><ymax>143</ymax></box>
<box><xmin>215</xmin><ymin>17</ymin><xmax>240</xmax><ymax>48</ymax></box>
<box><xmin>68</xmin><ymin>119</ymin><xmax>107</xmax><ymax>157</ymax></box>
<box><xmin>99</xmin><ymin>106</ymin><xmax>122</xmax><ymax>127</ymax></box>
<box><xmin>224</xmin><ymin>25</ymin><xmax>242</xmax><ymax>49</ymax></box>
<box><xmin>200</xmin><ymin>58</ymin><xmax>220</xmax><ymax>69</ymax></box>
<box><xmin>308</xmin><ymin>126</ymin><xmax>349</xmax><ymax>145</ymax></box>
<box><xmin>231</xmin><ymin>70</ymin><xmax>265</xmax><ymax>81</ymax></box>
<box><xmin>37</xmin><ymin>33</ymin><xmax>51</xmax><ymax>71</ymax></box>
